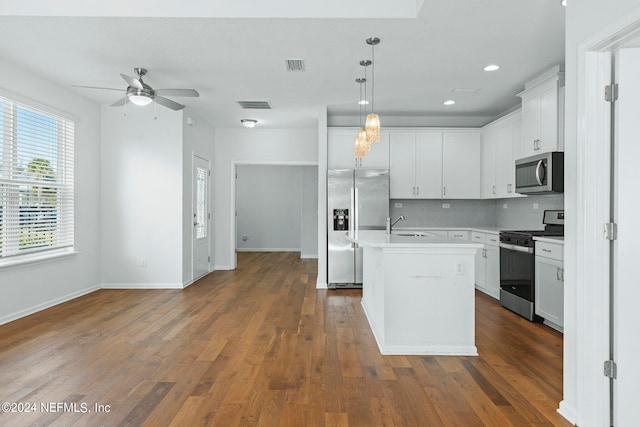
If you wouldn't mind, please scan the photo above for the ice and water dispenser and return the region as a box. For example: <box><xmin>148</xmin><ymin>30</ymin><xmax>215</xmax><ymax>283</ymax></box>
<box><xmin>333</xmin><ymin>209</ymin><xmax>349</xmax><ymax>231</ymax></box>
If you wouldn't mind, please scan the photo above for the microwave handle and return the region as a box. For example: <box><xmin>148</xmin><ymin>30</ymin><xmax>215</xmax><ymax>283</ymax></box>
<box><xmin>535</xmin><ymin>160</ymin><xmax>545</xmax><ymax>185</ymax></box>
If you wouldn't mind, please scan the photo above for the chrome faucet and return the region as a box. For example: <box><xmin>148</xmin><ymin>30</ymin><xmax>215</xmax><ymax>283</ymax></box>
<box><xmin>386</xmin><ymin>215</ymin><xmax>405</xmax><ymax>234</ymax></box>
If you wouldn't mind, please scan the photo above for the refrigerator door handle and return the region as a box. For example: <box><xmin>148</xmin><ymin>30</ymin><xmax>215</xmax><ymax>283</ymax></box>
<box><xmin>350</xmin><ymin>186</ymin><xmax>356</xmax><ymax>234</ymax></box>
<box><xmin>354</xmin><ymin>186</ymin><xmax>359</xmax><ymax>234</ymax></box>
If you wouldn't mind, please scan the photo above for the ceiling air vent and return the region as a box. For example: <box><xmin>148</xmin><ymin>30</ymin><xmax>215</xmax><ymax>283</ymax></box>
<box><xmin>237</xmin><ymin>101</ymin><xmax>272</xmax><ymax>109</ymax></box>
<box><xmin>285</xmin><ymin>59</ymin><xmax>305</xmax><ymax>72</ymax></box>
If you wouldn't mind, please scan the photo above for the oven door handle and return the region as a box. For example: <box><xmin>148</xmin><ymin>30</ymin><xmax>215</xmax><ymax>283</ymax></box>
<box><xmin>499</xmin><ymin>243</ymin><xmax>534</xmax><ymax>254</ymax></box>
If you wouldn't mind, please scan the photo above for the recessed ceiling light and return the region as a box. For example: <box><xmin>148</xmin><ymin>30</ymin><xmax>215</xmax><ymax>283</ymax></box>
<box><xmin>561</xmin><ymin>0</ymin><xmax>566</xmax><ymax>6</ymax></box>
<box><xmin>483</xmin><ymin>64</ymin><xmax>501</xmax><ymax>72</ymax></box>
<box><xmin>358</xmin><ymin>100</ymin><xmax>370</xmax><ymax>105</ymax></box>
<box><xmin>443</xmin><ymin>100</ymin><xmax>456</xmax><ymax>106</ymax></box>
<box><xmin>241</xmin><ymin>119</ymin><xmax>258</xmax><ymax>128</ymax></box>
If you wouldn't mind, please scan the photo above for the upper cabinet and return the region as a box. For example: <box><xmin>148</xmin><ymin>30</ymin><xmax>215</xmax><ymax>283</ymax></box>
<box><xmin>517</xmin><ymin>66</ymin><xmax>565</xmax><ymax>158</ymax></box>
<box><xmin>442</xmin><ymin>131</ymin><xmax>482</xmax><ymax>199</ymax></box>
<box><xmin>389</xmin><ymin>131</ymin><xmax>442</xmax><ymax>199</ymax></box>
<box><xmin>328</xmin><ymin>128</ymin><xmax>390</xmax><ymax>169</ymax></box>
<box><xmin>482</xmin><ymin>110</ymin><xmax>524</xmax><ymax>199</ymax></box>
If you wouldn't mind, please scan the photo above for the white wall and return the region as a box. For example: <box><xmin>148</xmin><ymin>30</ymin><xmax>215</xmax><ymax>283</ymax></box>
<box><xmin>182</xmin><ymin>109</ymin><xmax>216</xmax><ymax>285</ymax></box>
<box><xmin>100</xmin><ymin>105</ymin><xmax>184</xmax><ymax>288</ymax></box>
<box><xmin>301</xmin><ymin>165</ymin><xmax>318</xmax><ymax>258</ymax></box>
<box><xmin>236</xmin><ymin>165</ymin><xmax>302</xmax><ymax>252</ymax></box>
<box><xmin>0</xmin><ymin>60</ymin><xmax>101</xmax><ymax>325</ymax></box>
<box><xmin>213</xmin><ymin>128</ymin><xmax>318</xmax><ymax>269</ymax></box>
<box><xmin>565</xmin><ymin>1</ymin><xmax>640</xmax><ymax>425</ymax></box>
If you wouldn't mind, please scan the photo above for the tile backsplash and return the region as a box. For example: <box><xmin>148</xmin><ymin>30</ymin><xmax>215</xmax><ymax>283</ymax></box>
<box><xmin>390</xmin><ymin>194</ymin><xmax>564</xmax><ymax>230</ymax></box>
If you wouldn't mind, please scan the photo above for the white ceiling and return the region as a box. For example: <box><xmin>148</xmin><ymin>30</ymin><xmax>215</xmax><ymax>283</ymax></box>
<box><xmin>0</xmin><ymin>0</ymin><xmax>565</xmax><ymax>129</ymax></box>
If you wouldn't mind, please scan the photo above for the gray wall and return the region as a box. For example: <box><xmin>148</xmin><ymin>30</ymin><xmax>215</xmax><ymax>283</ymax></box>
<box><xmin>236</xmin><ymin>165</ymin><xmax>318</xmax><ymax>256</ymax></box>
<box><xmin>390</xmin><ymin>194</ymin><xmax>564</xmax><ymax>229</ymax></box>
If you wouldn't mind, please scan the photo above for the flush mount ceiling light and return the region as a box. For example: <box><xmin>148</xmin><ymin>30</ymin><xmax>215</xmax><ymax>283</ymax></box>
<box><xmin>483</xmin><ymin>64</ymin><xmax>501</xmax><ymax>72</ymax></box>
<box><xmin>443</xmin><ymin>100</ymin><xmax>456</xmax><ymax>106</ymax></box>
<box><xmin>561</xmin><ymin>0</ymin><xmax>566</xmax><ymax>6</ymax></box>
<box><xmin>365</xmin><ymin>37</ymin><xmax>381</xmax><ymax>144</ymax></box>
<box><xmin>241</xmin><ymin>119</ymin><xmax>257</xmax><ymax>128</ymax></box>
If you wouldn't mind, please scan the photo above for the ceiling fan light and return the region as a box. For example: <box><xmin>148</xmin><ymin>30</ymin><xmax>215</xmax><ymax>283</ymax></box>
<box><xmin>128</xmin><ymin>94</ymin><xmax>152</xmax><ymax>106</ymax></box>
<box><xmin>365</xmin><ymin>113</ymin><xmax>381</xmax><ymax>143</ymax></box>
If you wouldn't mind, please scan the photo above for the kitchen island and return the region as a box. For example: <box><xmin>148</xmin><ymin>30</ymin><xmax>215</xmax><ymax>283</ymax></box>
<box><xmin>346</xmin><ymin>230</ymin><xmax>482</xmax><ymax>356</ymax></box>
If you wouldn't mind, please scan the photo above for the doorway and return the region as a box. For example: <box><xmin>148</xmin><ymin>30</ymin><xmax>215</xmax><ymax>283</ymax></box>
<box><xmin>232</xmin><ymin>163</ymin><xmax>318</xmax><ymax>268</ymax></box>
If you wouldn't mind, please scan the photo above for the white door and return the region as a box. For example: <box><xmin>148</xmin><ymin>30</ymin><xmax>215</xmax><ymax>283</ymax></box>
<box><xmin>613</xmin><ymin>47</ymin><xmax>640</xmax><ymax>426</ymax></box>
<box><xmin>192</xmin><ymin>155</ymin><xmax>211</xmax><ymax>280</ymax></box>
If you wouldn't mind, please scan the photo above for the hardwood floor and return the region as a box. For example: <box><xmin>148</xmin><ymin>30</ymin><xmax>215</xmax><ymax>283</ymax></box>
<box><xmin>0</xmin><ymin>252</ymin><xmax>572</xmax><ymax>426</ymax></box>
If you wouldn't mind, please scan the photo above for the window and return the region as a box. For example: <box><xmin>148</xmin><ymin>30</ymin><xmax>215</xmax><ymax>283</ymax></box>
<box><xmin>0</xmin><ymin>95</ymin><xmax>74</xmax><ymax>262</ymax></box>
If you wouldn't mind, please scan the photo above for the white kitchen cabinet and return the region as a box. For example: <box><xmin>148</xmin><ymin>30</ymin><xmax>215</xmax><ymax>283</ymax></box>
<box><xmin>328</xmin><ymin>128</ymin><xmax>389</xmax><ymax>169</ymax></box>
<box><xmin>481</xmin><ymin>125</ymin><xmax>498</xmax><ymax>198</ymax></box>
<box><xmin>442</xmin><ymin>132</ymin><xmax>482</xmax><ymax>199</ymax></box>
<box><xmin>535</xmin><ymin>239</ymin><xmax>564</xmax><ymax>331</ymax></box>
<box><xmin>482</xmin><ymin>110</ymin><xmax>524</xmax><ymax>199</ymax></box>
<box><xmin>389</xmin><ymin>131</ymin><xmax>442</xmax><ymax>199</ymax></box>
<box><xmin>471</xmin><ymin>231</ymin><xmax>500</xmax><ymax>299</ymax></box>
<box><xmin>495</xmin><ymin>111</ymin><xmax>522</xmax><ymax>198</ymax></box>
<box><xmin>517</xmin><ymin>66</ymin><xmax>565</xmax><ymax>158</ymax></box>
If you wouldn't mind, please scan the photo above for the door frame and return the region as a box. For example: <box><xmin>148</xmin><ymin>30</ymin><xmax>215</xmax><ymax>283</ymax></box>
<box><xmin>572</xmin><ymin>8</ymin><xmax>640</xmax><ymax>425</ymax></box>
<box><xmin>229</xmin><ymin>161</ymin><xmax>318</xmax><ymax>270</ymax></box>
<box><xmin>192</xmin><ymin>152</ymin><xmax>212</xmax><ymax>281</ymax></box>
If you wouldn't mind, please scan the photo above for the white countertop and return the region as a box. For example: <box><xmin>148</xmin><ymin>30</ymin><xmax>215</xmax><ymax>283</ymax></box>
<box><xmin>534</xmin><ymin>236</ymin><xmax>565</xmax><ymax>244</ymax></box>
<box><xmin>346</xmin><ymin>230</ymin><xmax>483</xmax><ymax>249</ymax></box>
<box><xmin>393</xmin><ymin>226</ymin><xmax>501</xmax><ymax>234</ymax></box>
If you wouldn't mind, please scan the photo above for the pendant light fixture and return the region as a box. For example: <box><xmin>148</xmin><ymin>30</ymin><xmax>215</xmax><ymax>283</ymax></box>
<box><xmin>354</xmin><ymin>77</ymin><xmax>369</xmax><ymax>159</ymax></box>
<box><xmin>365</xmin><ymin>37</ymin><xmax>381</xmax><ymax>143</ymax></box>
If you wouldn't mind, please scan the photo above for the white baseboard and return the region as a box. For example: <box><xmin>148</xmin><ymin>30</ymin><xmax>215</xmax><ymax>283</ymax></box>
<box><xmin>557</xmin><ymin>401</ymin><xmax>576</xmax><ymax>425</ymax></box>
<box><xmin>214</xmin><ymin>265</ymin><xmax>233</xmax><ymax>270</ymax></box>
<box><xmin>101</xmin><ymin>282</ymin><xmax>184</xmax><ymax>289</ymax></box>
<box><xmin>315</xmin><ymin>277</ymin><xmax>328</xmax><ymax>289</ymax></box>
<box><xmin>301</xmin><ymin>253</ymin><xmax>318</xmax><ymax>259</ymax></box>
<box><xmin>0</xmin><ymin>285</ymin><xmax>100</xmax><ymax>326</ymax></box>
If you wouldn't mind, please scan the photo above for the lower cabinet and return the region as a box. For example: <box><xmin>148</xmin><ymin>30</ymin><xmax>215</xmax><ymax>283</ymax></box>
<box><xmin>471</xmin><ymin>231</ymin><xmax>500</xmax><ymax>299</ymax></box>
<box><xmin>535</xmin><ymin>240</ymin><xmax>564</xmax><ymax>331</ymax></box>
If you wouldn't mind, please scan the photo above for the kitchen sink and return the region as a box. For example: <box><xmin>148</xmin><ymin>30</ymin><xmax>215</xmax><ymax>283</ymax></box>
<box><xmin>394</xmin><ymin>232</ymin><xmax>429</xmax><ymax>237</ymax></box>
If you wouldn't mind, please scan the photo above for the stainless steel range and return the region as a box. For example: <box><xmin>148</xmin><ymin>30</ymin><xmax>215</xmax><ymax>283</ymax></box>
<box><xmin>499</xmin><ymin>210</ymin><xmax>564</xmax><ymax>321</ymax></box>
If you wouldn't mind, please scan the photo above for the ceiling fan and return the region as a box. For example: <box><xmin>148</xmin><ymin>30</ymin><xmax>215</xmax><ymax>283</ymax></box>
<box><xmin>73</xmin><ymin>67</ymin><xmax>199</xmax><ymax>111</ymax></box>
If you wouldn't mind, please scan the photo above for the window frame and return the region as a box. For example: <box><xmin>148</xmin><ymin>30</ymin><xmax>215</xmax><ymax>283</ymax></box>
<box><xmin>0</xmin><ymin>90</ymin><xmax>76</xmax><ymax>268</ymax></box>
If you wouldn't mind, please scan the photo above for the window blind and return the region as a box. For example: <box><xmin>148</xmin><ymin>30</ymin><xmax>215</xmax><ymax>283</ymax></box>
<box><xmin>0</xmin><ymin>95</ymin><xmax>74</xmax><ymax>259</ymax></box>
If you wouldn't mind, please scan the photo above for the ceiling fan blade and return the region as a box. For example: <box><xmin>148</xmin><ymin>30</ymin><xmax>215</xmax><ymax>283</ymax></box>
<box><xmin>153</xmin><ymin>89</ymin><xmax>200</xmax><ymax>97</ymax></box>
<box><xmin>154</xmin><ymin>96</ymin><xmax>185</xmax><ymax>111</ymax></box>
<box><xmin>111</xmin><ymin>97</ymin><xmax>128</xmax><ymax>107</ymax></box>
<box><xmin>72</xmin><ymin>85</ymin><xmax>124</xmax><ymax>92</ymax></box>
<box><xmin>120</xmin><ymin>73</ymin><xmax>143</xmax><ymax>89</ymax></box>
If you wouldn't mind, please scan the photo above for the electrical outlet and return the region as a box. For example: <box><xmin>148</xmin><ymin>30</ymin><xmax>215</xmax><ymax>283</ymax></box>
<box><xmin>442</xmin><ymin>203</ymin><xmax>450</xmax><ymax>209</ymax></box>
<box><xmin>533</xmin><ymin>203</ymin><xmax>539</xmax><ymax>209</ymax></box>
<box><xmin>140</xmin><ymin>258</ymin><xmax>147</xmax><ymax>267</ymax></box>
<box><xmin>456</xmin><ymin>262</ymin><xmax>464</xmax><ymax>275</ymax></box>
<box><xmin>503</xmin><ymin>203</ymin><xmax>508</xmax><ymax>209</ymax></box>
<box><xmin>394</xmin><ymin>202</ymin><xmax>403</xmax><ymax>208</ymax></box>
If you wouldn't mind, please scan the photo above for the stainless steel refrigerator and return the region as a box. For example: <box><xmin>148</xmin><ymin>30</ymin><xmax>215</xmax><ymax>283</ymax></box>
<box><xmin>327</xmin><ymin>169</ymin><xmax>389</xmax><ymax>288</ymax></box>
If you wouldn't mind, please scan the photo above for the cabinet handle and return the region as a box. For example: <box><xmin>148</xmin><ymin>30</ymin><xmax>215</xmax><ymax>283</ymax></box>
<box><xmin>492</xmin><ymin>185</ymin><xmax>496</xmax><ymax>194</ymax></box>
<box><xmin>560</xmin><ymin>268</ymin><xmax>564</xmax><ymax>281</ymax></box>
<box><xmin>412</xmin><ymin>186</ymin><xmax>415</xmax><ymax>196</ymax></box>
<box><xmin>443</xmin><ymin>186</ymin><xmax>447</xmax><ymax>197</ymax></box>
<box><xmin>416</xmin><ymin>186</ymin><xmax>420</xmax><ymax>196</ymax></box>
<box><xmin>483</xmin><ymin>248</ymin><xmax>487</xmax><ymax>258</ymax></box>
<box><xmin>542</xmin><ymin>248</ymin><xmax>552</xmax><ymax>253</ymax></box>
<box><xmin>507</xmin><ymin>184</ymin><xmax>512</xmax><ymax>193</ymax></box>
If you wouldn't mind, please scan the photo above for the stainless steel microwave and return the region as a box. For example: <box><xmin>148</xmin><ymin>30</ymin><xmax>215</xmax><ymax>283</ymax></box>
<box><xmin>515</xmin><ymin>152</ymin><xmax>564</xmax><ymax>194</ymax></box>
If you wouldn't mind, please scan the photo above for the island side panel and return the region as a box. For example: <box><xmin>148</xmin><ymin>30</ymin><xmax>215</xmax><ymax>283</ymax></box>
<box><xmin>361</xmin><ymin>246</ymin><xmax>385</xmax><ymax>348</ymax></box>
<box><xmin>381</xmin><ymin>249</ymin><xmax>477</xmax><ymax>355</ymax></box>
